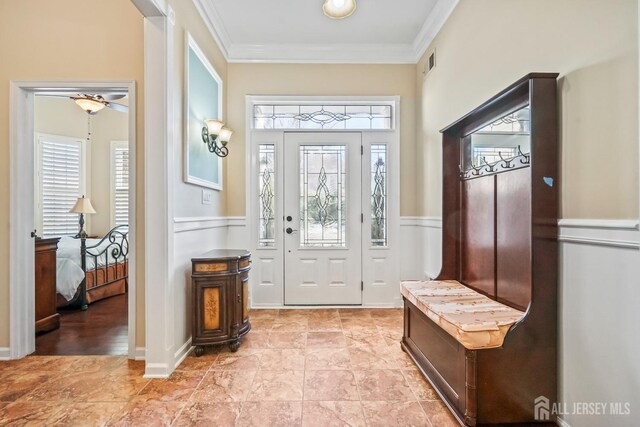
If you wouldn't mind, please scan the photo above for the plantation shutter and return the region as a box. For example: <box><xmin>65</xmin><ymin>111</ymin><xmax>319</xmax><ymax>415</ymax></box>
<box><xmin>112</xmin><ymin>143</ymin><xmax>129</xmax><ymax>226</ymax></box>
<box><xmin>39</xmin><ymin>137</ymin><xmax>84</xmax><ymax>237</ymax></box>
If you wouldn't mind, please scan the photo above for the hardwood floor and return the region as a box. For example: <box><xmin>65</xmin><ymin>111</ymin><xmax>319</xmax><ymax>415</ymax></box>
<box><xmin>35</xmin><ymin>294</ymin><xmax>128</xmax><ymax>356</ymax></box>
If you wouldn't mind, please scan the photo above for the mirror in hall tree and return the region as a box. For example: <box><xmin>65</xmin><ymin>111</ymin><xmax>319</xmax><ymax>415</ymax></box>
<box><xmin>461</xmin><ymin>105</ymin><xmax>531</xmax><ymax>179</ymax></box>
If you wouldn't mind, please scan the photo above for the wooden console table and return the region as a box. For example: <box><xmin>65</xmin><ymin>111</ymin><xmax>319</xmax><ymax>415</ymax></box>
<box><xmin>191</xmin><ymin>249</ymin><xmax>251</xmax><ymax>356</ymax></box>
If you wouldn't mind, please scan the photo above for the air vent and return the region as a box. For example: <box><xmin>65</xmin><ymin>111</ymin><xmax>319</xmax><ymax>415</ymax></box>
<box><xmin>428</xmin><ymin>51</ymin><xmax>436</xmax><ymax>71</ymax></box>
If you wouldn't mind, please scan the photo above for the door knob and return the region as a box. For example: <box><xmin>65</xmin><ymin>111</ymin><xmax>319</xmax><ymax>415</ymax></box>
<box><xmin>286</xmin><ymin>227</ymin><xmax>297</xmax><ymax>234</ymax></box>
<box><xmin>30</xmin><ymin>230</ymin><xmax>37</xmax><ymax>238</ymax></box>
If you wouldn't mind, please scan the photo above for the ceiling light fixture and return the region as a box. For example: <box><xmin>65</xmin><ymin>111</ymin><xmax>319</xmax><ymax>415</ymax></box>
<box><xmin>323</xmin><ymin>0</ymin><xmax>356</xmax><ymax>19</ymax></box>
<box><xmin>73</xmin><ymin>97</ymin><xmax>106</xmax><ymax>114</ymax></box>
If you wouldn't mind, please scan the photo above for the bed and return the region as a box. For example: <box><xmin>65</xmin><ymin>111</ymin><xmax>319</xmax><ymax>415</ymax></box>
<box><xmin>56</xmin><ymin>225</ymin><xmax>129</xmax><ymax>310</ymax></box>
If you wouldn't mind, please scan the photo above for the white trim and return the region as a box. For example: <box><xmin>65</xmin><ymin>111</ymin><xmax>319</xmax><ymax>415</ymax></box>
<box><xmin>558</xmin><ymin>219</ymin><xmax>639</xmax><ymax>230</ymax></box>
<box><xmin>173</xmin><ymin>216</ymin><xmax>231</xmax><ymax>233</ymax></box>
<box><xmin>9</xmin><ymin>80</ymin><xmax>137</xmax><ymax>361</ymax></box>
<box><xmin>134</xmin><ymin>347</ymin><xmax>146</xmax><ymax>361</ymax></box>
<box><xmin>558</xmin><ymin>236</ymin><xmax>639</xmax><ymax>250</ymax></box>
<box><xmin>400</xmin><ymin>216</ymin><xmax>442</xmax><ymax>228</ymax></box>
<box><xmin>184</xmin><ymin>32</ymin><xmax>224</xmax><ymax>191</ymax></box>
<box><xmin>0</xmin><ymin>348</ymin><xmax>10</xmax><ymax>361</ymax></box>
<box><xmin>192</xmin><ymin>0</ymin><xmax>458</xmax><ymax>64</ymax></box>
<box><xmin>143</xmin><ymin>4</ymin><xmax>176</xmax><ymax>378</ymax></box>
<box><xmin>411</xmin><ymin>0</ymin><xmax>459</xmax><ymax>62</ymax></box>
<box><xmin>174</xmin><ymin>338</ymin><xmax>194</xmax><ymax>369</ymax></box>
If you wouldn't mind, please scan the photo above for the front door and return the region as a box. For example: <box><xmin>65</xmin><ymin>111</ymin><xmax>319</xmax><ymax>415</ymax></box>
<box><xmin>283</xmin><ymin>132</ymin><xmax>362</xmax><ymax>305</ymax></box>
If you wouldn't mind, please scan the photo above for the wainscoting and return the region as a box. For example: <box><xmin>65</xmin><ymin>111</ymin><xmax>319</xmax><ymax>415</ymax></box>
<box><xmin>411</xmin><ymin>216</ymin><xmax>640</xmax><ymax>427</ymax></box>
<box><xmin>171</xmin><ymin>214</ymin><xmax>640</xmax><ymax>425</ymax></box>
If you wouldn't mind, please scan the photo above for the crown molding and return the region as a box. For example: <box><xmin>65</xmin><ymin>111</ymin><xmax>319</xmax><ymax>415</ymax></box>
<box><xmin>192</xmin><ymin>0</ymin><xmax>458</xmax><ymax>64</ymax></box>
<box><xmin>411</xmin><ymin>0</ymin><xmax>460</xmax><ymax>63</ymax></box>
<box><xmin>192</xmin><ymin>0</ymin><xmax>232</xmax><ymax>59</ymax></box>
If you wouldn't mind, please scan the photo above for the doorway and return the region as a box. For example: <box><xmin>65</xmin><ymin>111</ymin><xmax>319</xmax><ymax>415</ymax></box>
<box><xmin>247</xmin><ymin>96</ymin><xmax>401</xmax><ymax>308</ymax></box>
<box><xmin>284</xmin><ymin>132</ymin><xmax>363</xmax><ymax>305</ymax></box>
<box><xmin>8</xmin><ymin>81</ymin><xmax>137</xmax><ymax>359</ymax></box>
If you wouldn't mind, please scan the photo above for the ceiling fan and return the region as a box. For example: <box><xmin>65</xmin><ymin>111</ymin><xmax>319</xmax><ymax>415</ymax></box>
<box><xmin>72</xmin><ymin>94</ymin><xmax>128</xmax><ymax>114</ymax></box>
<box><xmin>41</xmin><ymin>93</ymin><xmax>129</xmax><ymax>115</ymax></box>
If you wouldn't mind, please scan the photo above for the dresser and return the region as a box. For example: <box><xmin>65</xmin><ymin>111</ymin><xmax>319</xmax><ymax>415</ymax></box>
<box><xmin>35</xmin><ymin>237</ymin><xmax>61</xmax><ymax>334</ymax></box>
<box><xmin>191</xmin><ymin>249</ymin><xmax>251</xmax><ymax>356</ymax></box>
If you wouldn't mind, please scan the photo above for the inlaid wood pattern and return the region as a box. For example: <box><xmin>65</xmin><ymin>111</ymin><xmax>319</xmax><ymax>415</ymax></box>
<box><xmin>195</xmin><ymin>263</ymin><xmax>228</xmax><ymax>273</ymax></box>
<box><xmin>239</xmin><ymin>259</ymin><xmax>250</xmax><ymax>270</ymax></box>
<box><xmin>203</xmin><ymin>288</ymin><xmax>221</xmax><ymax>330</ymax></box>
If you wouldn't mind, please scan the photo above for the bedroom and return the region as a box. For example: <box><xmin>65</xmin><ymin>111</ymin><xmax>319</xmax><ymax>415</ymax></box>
<box><xmin>32</xmin><ymin>93</ymin><xmax>130</xmax><ymax>355</ymax></box>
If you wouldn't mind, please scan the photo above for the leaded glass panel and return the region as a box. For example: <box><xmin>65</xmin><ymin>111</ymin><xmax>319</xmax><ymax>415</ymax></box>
<box><xmin>300</xmin><ymin>145</ymin><xmax>347</xmax><ymax>248</ymax></box>
<box><xmin>253</xmin><ymin>104</ymin><xmax>393</xmax><ymax>130</ymax></box>
<box><xmin>371</xmin><ymin>145</ymin><xmax>387</xmax><ymax>247</ymax></box>
<box><xmin>259</xmin><ymin>144</ymin><xmax>276</xmax><ymax>247</ymax></box>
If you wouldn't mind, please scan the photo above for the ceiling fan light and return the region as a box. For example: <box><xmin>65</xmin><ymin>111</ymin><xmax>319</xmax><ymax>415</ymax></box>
<box><xmin>323</xmin><ymin>0</ymin><xmax>356</xmax><ymax>19</ymax></box>
<box><xmin>74</xmin><ymin>98</ymin><xmax>106</xmax><ymax>114</ymax></box>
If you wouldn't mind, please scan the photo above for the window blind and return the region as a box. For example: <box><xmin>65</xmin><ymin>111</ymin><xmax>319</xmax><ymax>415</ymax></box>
<box><xmin>112</xmin><ymin>143</ymin><xmax>129</xmax><ymax>226</ymax></box>
<box><xmin>39</xmin><ymin>138</ymin><xmax>83</xmax><ymax>237</ymax></box>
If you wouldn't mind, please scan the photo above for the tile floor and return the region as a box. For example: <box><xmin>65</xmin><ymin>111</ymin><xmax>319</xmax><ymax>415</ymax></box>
<box><xmin>0</xmin><ymin>308</ymin><xmax>459</xmax><ymax>426</ymax></box>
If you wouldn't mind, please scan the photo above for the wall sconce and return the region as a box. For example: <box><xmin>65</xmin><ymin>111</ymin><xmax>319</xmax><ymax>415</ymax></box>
<box><xmin>202</xmin><ymin>119</ymin><xmax>233</xmax><ymax>157</ymax></box>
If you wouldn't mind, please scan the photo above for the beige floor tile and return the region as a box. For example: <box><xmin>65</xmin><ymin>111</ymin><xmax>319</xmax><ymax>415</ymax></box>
<box><xmin>173</xmin><ymin>401</ymin><xmax>241</xmax><ymax>427</ymax></box>
<box><xmin>107</xmin><ymin>398</ymin><xmax>185</xmax><ymax>426</ymax></box>
<box><xmin>237</xmin><ymin>401</ymin><xmax>303</xmax><ymax>427</ymax></box>
<box><xmin>420</xmin><ymin>400</ymin><xmax>459</xmax><ymax>427</ymax></box>
<box><xmin>48</xmin><ymin>402</ymin><xmax>125</xmax><ymax>427</ymax></box>
<box><xmin>0</xmin><ymin>401</ymin><xmax>64</xmax><ymax>426</ymax></box>
<box><xmin>402</xmin><ymin>370</ymin><xmax>439</xmax><ymax>400</ymax></box>
<box><xmin>304</xmin><ymin>370</ymin><xmax>360</xmax><ymax>401</ymax></box>
<box><xmin>361</xmin><ymin>401</ymin><xmax>430</xmax><ymax>427</ymax></box>
<box><xmin>272</xmin><ymin>318</ymin><xmax>309</xmax><ymax>332</ymax></box>
<box><xmin>191</xmin><ymin>370</ymin><xmax>256</xmax><ymax>402</ymax></box>
<box><xmin>268</xmin><ymin>332</ymin><xmax>307</xmax><ymax>349</ymax></box>
<box><xmin>354</xmin><ymin>370</ymin><xmax>415</xmax><ymax>401</ymax></box>
<box><xmin>347</xmin><ymin>345</ymin><xmax>396</xmax><ymax>370</ymax></box>
<box><xmin>240</xmin><ymin>331</ymin><xmax>270</xmax><ymax>349</ymax></box>
<box><xmin>307</xmin><ymin>318</ymin><xmax>343</xmax><ymax>331</ymax></box>
<box><xmin>250</xmin><ymin>318</ymin><xmax>275</xmax><ymax>331</ymax></box>
<box><xmin>301</xmin><ymin>401</ymin><xmax>366</xmax><ymax>427</ymax></box>
<box><xmin>247</xmin><ymin>370</ymin><xmax>304</xmax><ymax>401</ymax></box>
<box><xmin>0</xmin><ymin>370</ymin><xmax>61</xmax><ymax>402</ymax></box>
<box><xmin>259</xmin><ymin>349</ymin><xmax>306</xmax><ymax>371</ymax></box>
<box><xmin>307</xmin><ymin>332</ymin><xmax>347</xmax><ymax>349</ymax></box>
<box><xmin>212</xmin><ymin>349</ymin><xmax>263</xmax><ymax>370</ymax></box>
<box><xmin>136</xmin><ymin>370</ymin><xmax>205</xmax><ymax>401</ymax></box>
<box><xmin>305</xmin><ymin>348</ymin><xmax>351</xmax><ymax>370</ymax></box>
<box><xmin>249</xmin><ymin>309</ymin><xmax>280</xmax><ymax>319</ymax></box>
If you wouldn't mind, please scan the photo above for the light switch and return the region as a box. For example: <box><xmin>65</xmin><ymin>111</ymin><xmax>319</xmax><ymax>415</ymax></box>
<box><xmin>202</xmin><ymin>189</ymin><xmax>213</xmax><ymax>205</ymax></box>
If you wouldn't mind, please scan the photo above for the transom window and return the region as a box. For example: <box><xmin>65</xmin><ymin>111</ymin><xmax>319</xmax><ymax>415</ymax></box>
<box><xmin>253</xmin><ymin>104</ymin><xmax>393</xmax><ymax>130</ymax></box>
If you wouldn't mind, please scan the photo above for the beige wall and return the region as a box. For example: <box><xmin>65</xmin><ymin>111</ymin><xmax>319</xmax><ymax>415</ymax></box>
<box><xmin>0</xmin><ymin>0</ymin><xmax>144</xmax><ymax>349</ymax></box>
<box><xmin>226</xmin><ymin>63</ymin><xmax>418</xmax><ymax>217</ymax></box>
<box><xmin>35</xmin><ymin>97</ymin><xmax>129</xmax><ymax>237</ymax></box>
<box><xmin>170</xmin><ymin>0</ymin><xmax>228</xmax><ymax>220</ymax></box>
<box><xmin>417</xmin><ymin>0</ymin><xmax>639</xmax><ymax>219</ymax></box>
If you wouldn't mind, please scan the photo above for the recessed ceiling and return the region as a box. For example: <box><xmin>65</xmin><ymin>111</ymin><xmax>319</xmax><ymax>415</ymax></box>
<box><xmin>193</xmin><ymin>0</ymin><xmax>459</xmax><ymax>63</ymax></box>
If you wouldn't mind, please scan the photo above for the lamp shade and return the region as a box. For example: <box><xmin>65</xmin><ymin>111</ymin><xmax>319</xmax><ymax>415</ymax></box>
<box><xmin>74</xmin><ymin>98</ymin><xmax>106</xmax><ymax>114</ymax></box>
<box><xmin>69</xmin><ymin>196</ymin><xmax>96</xmax><ymax>214</ymax></box>
<box><xmin>205</xmin><ymin>119</ymin><xmax>225</xmax><ymax>136</ymax></box>
<box><xmin>219</xmin><ymin>127</ymin><xmax>233</xmax><ymax>144</ymax></box>
<box><xmin>323</xmin><ymin>0</ymin><xmax>356</xmax><ymax>19</ymax></box>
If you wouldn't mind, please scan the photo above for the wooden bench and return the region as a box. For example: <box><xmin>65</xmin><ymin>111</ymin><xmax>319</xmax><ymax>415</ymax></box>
<box><xmin>402</xmin><ymin>74</ymin><xmax>559</xmax><ymax>426</ymax></box>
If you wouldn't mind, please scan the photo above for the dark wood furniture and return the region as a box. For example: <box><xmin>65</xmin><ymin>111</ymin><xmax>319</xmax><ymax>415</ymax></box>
<box><xmin>402</xmin><ymin>73</ymin><xmax>559</xmax><ymax>426</ymax></box>
<box><xmin>35</xmin><ymin>237</ymin><xmax>61</xmax><ymax>334</ymax></box>
<box><xmin>191</xmin><ymin>249</ymin><xmax>251</xmax><ymax>356</ymax></box>
<box><xmin>57</xmin><ymin>225</ymin><xmax>129</xmax><ymax>310</ymax></box>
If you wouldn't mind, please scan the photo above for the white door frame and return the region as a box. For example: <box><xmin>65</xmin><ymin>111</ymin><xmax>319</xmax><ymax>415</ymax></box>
<box><xmin>246</xmin><ymin>96</ymin><xmax>401</xmax><ymax>308</ymax></box>
<box><xmin>9</xmin><ymin>0</ymin><xmax>177</xmax><ymax>378</ymax></box>
<box><xmin>9</xmin><ymin>81</ymin><xmax>137</xmax><ymax>359</ymax></box>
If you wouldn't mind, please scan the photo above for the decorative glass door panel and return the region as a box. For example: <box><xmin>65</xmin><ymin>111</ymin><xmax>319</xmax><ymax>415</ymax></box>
<box><xmin>300</xmin><ymin>145</ymin><xmax>347</xmax><ymax>248</ymax></box>
<box><xmin>284</xmin><ymin>133</ymin><xmax>362</xmax><ymax>305</ymax></box>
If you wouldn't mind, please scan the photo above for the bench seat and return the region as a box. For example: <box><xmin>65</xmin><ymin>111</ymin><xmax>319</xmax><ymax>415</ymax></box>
<box><xmin>400</xmin><ymin>280</ymin><xmax>525</xmax><ymax>350</ymax></box>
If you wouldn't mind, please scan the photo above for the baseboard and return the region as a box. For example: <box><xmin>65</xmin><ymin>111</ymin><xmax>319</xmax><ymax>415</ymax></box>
<box><xmin>556</xmin><ymin>416</ymin><xmax>571</xmax><ymax>427</ymax></box>
<box><xmin>174</xmin><ymin>338</ymin><xmax>193</xmax><ymax>369</ymax></box>
<box><xmin>133</xmin><ymin>347</ymin><xmax>146</xmax><ymax>361</ymax></box>
<box><xmin>0</xmin><ymin>347</ymin><xmax>10</xmax><ymax>361</ymax></box>
<box><xmin>143</xmin><ymin>363</ymin><xmax>171</xmax><ymax>379</ymax></box>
